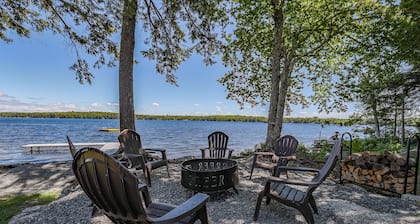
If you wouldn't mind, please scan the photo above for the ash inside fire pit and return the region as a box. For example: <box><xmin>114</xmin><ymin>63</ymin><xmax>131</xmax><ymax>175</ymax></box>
<box><xmin>181</xmin><ymin>158</ymin><xmax>239</xmax><ymax>194</ymax></box>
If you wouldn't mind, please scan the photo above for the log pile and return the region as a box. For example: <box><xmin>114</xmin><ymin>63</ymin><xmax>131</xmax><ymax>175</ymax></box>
<box><xmin>341</xmin><ymin>151</ymin><xmax>416</xmax><ymax>194</ymax></box>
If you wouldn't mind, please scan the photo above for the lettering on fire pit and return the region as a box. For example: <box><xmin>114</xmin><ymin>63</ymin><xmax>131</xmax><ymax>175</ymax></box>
<box><xmin>181</xmin><ymin>158</ymin><xmax>239</xmax><ymax>194</ymax></box>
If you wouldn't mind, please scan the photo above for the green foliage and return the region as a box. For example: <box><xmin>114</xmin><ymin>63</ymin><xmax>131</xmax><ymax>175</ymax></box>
<box><xmin>0</xmin><ymin>0</ymin><xmax>121</xmax><ymax>84</ymax></box>
<box><xmin>0</xmin><ymin>112</ymin><xmax>360</xmax><ymax>125</ymax></box>
<box><xmin>238</xmin><ymin>148</ymin><xmax>255</xmax><ymax>157</ymax></box>
<box><xmin>393</xmin><ymin>0</ymin><xmax>420</xmax><ymax>65</ymax></box>
<box><xmin>296</xmin><ymin>145</ymin><xmax>330</xmax><ymax>163</ymax></box>
<box><xmin>220</xmin><ymin>0</ymin><xmax>387</xmax><ymax>114</ymax></box>
<box><xmin>296</xmin><ymin>144</ymin><xmax>308</xmax><ymax>153</ymax></box>
<box><xmin>0</xmin><ymin>191</ymin><xmax>59</xmax><ymax>224</ymax></box>
<box><xmin>350</xmin><ymin>137</ymin><xmax>403</xmax><ymax>153</ymax></box>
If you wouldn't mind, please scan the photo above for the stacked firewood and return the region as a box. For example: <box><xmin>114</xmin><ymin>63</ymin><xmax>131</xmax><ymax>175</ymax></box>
<box><xmin>341</xmin><ymin>151</ymin><xmax>416</xmax><ymax>194</ymax></box>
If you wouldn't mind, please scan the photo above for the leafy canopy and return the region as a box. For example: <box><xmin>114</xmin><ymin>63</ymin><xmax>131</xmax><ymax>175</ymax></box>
<box><xmin>220</xmin><ymin>0</ymin><xmax>392</xmax><ymax>114</ymax></box>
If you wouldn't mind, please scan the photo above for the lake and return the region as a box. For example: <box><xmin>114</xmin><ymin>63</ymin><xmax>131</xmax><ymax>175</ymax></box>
<box><xmin>0</xmin><ymin>117</ymin><xmax>356</xmax><ymax>165</ymax></box>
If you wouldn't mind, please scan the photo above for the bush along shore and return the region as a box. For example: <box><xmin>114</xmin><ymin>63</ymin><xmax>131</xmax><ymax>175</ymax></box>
<box><xmin>0</xmin><ymin>111</ymin><xmax>360</xmax><ymax>126</ymax></box>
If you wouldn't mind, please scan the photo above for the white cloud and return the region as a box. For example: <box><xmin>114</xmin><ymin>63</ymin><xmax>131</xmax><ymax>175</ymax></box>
<box><xmin>90</xmin><ymin>102</ymin><xmax>102</xmax><ymax>107</ymax></box>
<box><xmin>106</xmin><ymin>102</ymin><xmax>118</xmax><ymax>107</ymax></box>
<box><xmin>0</xmin><ymin>92</ymin><xmax>16</xmax><ymax>101</ymax></box>
<box><xmin>193</xmin><ymin>104</ymin><xmax>199</xmax><ymax>107</ymax></box>
<box><xmin>152</xmin><ymin>102</ymin><xmax>159</xmax><ymax>107</ymax></box>
<box><xmin>215</xmin><ymin>105</ymin><xmax>222</xmax><ymax>113</ymax></box>
<box><xmin>0</xmin><ymin>91</ymin><xmax>118</xmax><ymax>112</ymax></box>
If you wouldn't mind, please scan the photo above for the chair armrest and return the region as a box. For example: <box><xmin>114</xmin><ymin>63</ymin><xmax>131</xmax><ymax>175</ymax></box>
<box><xmin>254</xmin><ymin>151</ymin><xmax>274</xmax><ymax>156</ymax></box>
<box><xmin>276</xmin><ymin>166</ymin><xmax>320</xmax><ymax>173</ymax></box>
<box><xmin>268</xmin><ymin>176</ymin><xmax>319</xmax><ymax>187</ymax></box>
<box><xmin>277</xmin><ymin>155</ymin><xmax>296</xmax><ymax>160</ymax></box>
<box><xmin>122</xmin><ymin>152</ymin><xmax>143</xmax><ymax>159</ymax></box>
<box><xmin>144</xmin><ymin>148</ymin><xmax>166</xmax><ymax>152</ymax></box>
<box><xmin>144</xmin><ymin>148</ymin><xmax>168</xmax><ymax>160</ymax></box>
<box><xmin>122</xmin><ymin>152</ymin><xmax>146</xmax><ymax>168</ymax></box>
<box><xmin>148</xmin><ymin>193</ymin><xmax>209</xmax><ymax>223</ymax></box>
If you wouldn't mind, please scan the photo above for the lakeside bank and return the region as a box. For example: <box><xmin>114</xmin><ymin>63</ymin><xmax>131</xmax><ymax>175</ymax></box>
<box><xmin>3</xmin><ymin>156</ymin><xmax>420</xmax><ymax>224</ymax></box>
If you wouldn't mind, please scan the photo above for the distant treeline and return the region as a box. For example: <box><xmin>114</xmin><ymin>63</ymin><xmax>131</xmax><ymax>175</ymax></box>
<box><xmin>0</xmin><ymin>111</ymin><xmax>359</xmax><ymax>126</ymax></box>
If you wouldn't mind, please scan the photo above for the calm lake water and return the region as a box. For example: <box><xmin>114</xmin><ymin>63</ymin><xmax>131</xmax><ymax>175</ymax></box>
<box><xmin>0</xmin><ymin>117</ymin><xmax>356</xmax><ymax>165</ymax></box>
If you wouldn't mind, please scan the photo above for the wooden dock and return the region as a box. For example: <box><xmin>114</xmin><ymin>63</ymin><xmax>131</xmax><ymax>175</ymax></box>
<box><xmin>22</xmin><ymin>142</ymin><xmax>120</xmax><ymax>153</ymax></box>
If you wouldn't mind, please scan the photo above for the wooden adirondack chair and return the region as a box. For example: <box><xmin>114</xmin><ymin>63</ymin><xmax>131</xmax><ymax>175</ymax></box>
<box><xmin>253</xmin><ymin>138</ymin><xmax>343</xmax><ymax>224</ymax></box>
<box><xmin>249</xmin><ymin>135</ymin><xmax>298</xmax><ymax>179</ymax></box>
<box><xmin>72</xmin><ymin>147</ymin><xmax>209</xmax><ymax>223</ymax></box>
<box><xmin>118</xmin><ymin>129</ymin><xmax>170</xmax><ymax>186</ymax></box>
<box><xmin>200</xmin><ymin>131</ymin><xmax>234</xmax><ymax>159</ymax></box>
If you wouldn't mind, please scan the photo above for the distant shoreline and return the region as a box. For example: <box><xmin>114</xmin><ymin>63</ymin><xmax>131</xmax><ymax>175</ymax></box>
<box><xmin>0</xmin><ymin>111</ymin><xmax>357</xmax><ymax>125</ymax></box>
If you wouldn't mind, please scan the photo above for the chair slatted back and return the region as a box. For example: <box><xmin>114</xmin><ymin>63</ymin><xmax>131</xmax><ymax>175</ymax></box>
<box><xmin>308</xmin><ymin>139</ymin><xmax>342</xmax><ymax>193</ymax></box>
<box><xmin>73</xmin><ymin>147</ymin><xmax>148</xmax><ymax>222</ymax></box>
<box><xmin>273</xmin><ymin>135</ymin><xmax>299</xmax><ymax>170</ymax></box>
<box><xmin>208</xmin><ymin>131</ymin><xmax>229</xmax><ymax>158</ymax></box>
<box><xmin>274</xmin><ymin>135</ymin><xmax>298</xmax><ymax>157</ymax></box>
<box><xmin>118</xmin><ymin>129</ymin><xmax>147</xmax><ymax>167</ymax></box>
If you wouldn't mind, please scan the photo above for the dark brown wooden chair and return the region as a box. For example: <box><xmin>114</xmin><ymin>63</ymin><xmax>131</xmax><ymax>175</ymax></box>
<box><xmin>249</xmin><ymin>135</ymin><xmax>298</xmax><ymax>179</ymax></box>
<box><xmin>66</xmin><ymin>135</ymin><xmax>77</xmax><ymax>158</ymax></box>
<box><xmin>72</xmin><ymin>147</ymin><xmax>209</xmax><ymax>223</ymax></box>
<box><xmin>118</xmin><ymin>129</ymin><xmax>169</xmax><ymax>186</ymax></box>
<box><xmin>200</xmin><ymin>131</ymin><xmax>234</xmax><ymax>159</ymax></box>
<box><xmin>253</xmin><ymin>138</ymin><xmax>343</xmax><ymax>224</ymax></box>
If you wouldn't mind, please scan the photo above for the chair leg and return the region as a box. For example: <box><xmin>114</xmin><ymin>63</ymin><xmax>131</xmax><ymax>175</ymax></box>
<box><xmin>166</xmin><ymin>162</ymin><xmax>170</xmax><ymax>177</ymax></box>
<box><xmin>144</xmin><ymin>168</ymin><xmax>151</xmax><ymax>186</ymax></box>
<box><xmin>249</xmin><ymin>155</ymin><xmax>258</xmax><ymax>180</ymax></box>
<box><xmin>308</xmin><ymin>195</ymin><xmax>318</xmax><ymax>214</ymax></box>
<box><xmin>249</xmin><ymin>165</ymin><xmax>254</xmax><ymax>180</ymax></box>
<box><xmin>197</xmin><ymin>206</ymin><xmax>209</xmax><ymax>224</ymax></box>
<box><xmin>253</xmin><ymin>190</ymin><xmax>265</xmax><ymax>221</ymax></box>
<box><xmin>299</xmin><ymin>203</ymin><xmax>315</xmax><ymax>224</ymax></box>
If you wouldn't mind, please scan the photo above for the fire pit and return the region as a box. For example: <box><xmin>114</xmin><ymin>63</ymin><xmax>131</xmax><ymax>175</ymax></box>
<box><xmin>181</xmin><ymin>158</ymin><xmax>239</xmax><ymax>194</ymax></box>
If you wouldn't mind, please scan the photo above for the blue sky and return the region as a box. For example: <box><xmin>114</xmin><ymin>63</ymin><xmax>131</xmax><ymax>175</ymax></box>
<box><xmin>0</xmin><ymin>31</ymin><xmax>353</xmax><ymax>118</ymax></box>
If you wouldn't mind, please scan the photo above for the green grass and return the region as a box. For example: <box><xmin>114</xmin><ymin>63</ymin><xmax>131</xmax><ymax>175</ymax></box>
<box><xmin>0</xmin><ymin>191</ymin><xmax>59</xmax><ymax>224</ymax></box>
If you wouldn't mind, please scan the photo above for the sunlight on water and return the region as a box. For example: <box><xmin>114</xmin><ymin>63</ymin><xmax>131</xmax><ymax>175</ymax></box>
<box><xmin>0</xmin><ymin>118</ymin><xmax>356</xmax><ymax>165</ymax></box>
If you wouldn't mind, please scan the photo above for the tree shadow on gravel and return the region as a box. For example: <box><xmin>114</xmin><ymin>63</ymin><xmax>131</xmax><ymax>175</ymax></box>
<box><xmin>0</xmin><ymin>161</ymin><xmax>75</xmax><ymax>197</ymax></box>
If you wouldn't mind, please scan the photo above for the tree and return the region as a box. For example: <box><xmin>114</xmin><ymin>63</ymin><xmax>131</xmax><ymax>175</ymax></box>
<box><xmin>219</xmin><ymin>0</ymin><xmax>387</xmax><ymax>149</ymax></box>
<box><xmin>1</xmin><ymin>0</ymin><xmax>228</xmax><ymax>131</ymax></box>
<box><xmin>393</xmin><ymin>0</ymin><xmax>420</xmax><ymax>66</ymax></box>
<box><xmin>116</xmin><ymin>0</ymin><xmax>228</xmax><ymax>130</ymax></box>
<box><xmin>337</xmin><ymin>0</ymin><xmax>420</xmax><ymax>141</ymax></box>
<box><xmin>340</xmin><ymin>60</ymin><xmax>401</xmax><ymax>138</ymax></box>
<box><xmin>119</xmin><ymin>0</ymin><xmax>137</xmax><ymax>131</ymax></box>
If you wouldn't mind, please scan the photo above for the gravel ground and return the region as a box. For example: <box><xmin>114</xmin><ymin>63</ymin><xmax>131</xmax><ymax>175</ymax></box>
<box><xmin>4</xmin><ymin>157</ymin><xmax>420</xmax><ymax>224</ymax></box>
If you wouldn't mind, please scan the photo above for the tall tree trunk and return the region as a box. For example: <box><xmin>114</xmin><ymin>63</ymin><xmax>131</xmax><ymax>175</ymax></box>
<box><xmin>119</xmin><ymin>0</ymin><xmax>137</xmax><ymax>131</ymax></box>
<box><xmin>401</xmin><ymin>95</ymin><xmax>405</xmax><ymax>145</ymax></box>
<box><xmin>373</xmin><ymin>112</ymin><xmax>381</xmax><ymax>138</ymax></box>
<box><xmin>393</xmin><ymin>107</ymin><xmax>397</xmax><ymax>137</ymax></box>
<box><xmin>372</xmin><ymin>103</ymin><xmax>381</xmax><ymax>138</ymax></box>
<box><xmin>266</xmin><ymin>1</ymin><xmax>284</xmax><ymax>150</ymax></box>
<box><xmin>274</xmin><ymin>54</ymin><xmax>294</xmax><ymax>141</ymax></box>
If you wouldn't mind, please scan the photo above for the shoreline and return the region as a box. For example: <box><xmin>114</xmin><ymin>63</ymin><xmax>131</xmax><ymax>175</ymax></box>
<box><xmin>3</xmin><ymin>156</ymin><xmax>420</xmax><ymax>223</ymax></box>
<box><xmin>0</xmin><ymin>112</ymin><xmax>363</xmax><ymax>126</ymax></box>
